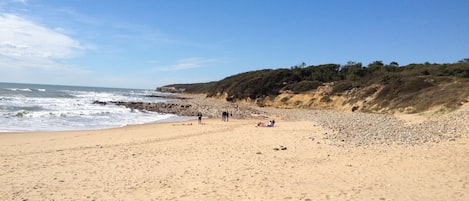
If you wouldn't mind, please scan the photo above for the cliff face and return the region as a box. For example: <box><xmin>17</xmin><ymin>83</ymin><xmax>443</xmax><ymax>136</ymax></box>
<box><xmin>260</xmin><ymin>86</ymin><xmax>386</xmax><ymax>113</ymax></box>
<box><xmin>229</xmin><ymin>80</ymin><xmax>469</xmax><ymax>114</ymax></box>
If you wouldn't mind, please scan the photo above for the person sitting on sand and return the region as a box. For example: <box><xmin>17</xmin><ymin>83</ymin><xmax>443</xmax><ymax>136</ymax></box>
<box><xmin>267</xmin><ymin>120</ymin><xmax>273</xmax><ymax>127</ymax></box>
<box><xmin>257</xmin><ymin>122</ymin><xmax>265</xmax><ymax>127</ymax></box>
<box><xmin>267</xmin><ymin>120</ymin><xmax>275</xmax><ymax>127</ymax></box>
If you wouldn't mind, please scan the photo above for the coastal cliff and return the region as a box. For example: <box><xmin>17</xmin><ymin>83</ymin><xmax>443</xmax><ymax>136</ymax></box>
<box><xmin>160</xmin><ymin>60</ymin><xmax>469</xmax><ymax>114</ymax></box>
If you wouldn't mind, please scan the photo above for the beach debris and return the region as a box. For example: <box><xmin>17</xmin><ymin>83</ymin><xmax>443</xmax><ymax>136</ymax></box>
<box><xmin>273</xmin><ymin>145</ymin><xmax>287</xmax><ymax>151</ymax></box>
<box><xmin>256</xmin><ymin>152</ymin><xmax>262</xmax><ymax>154</ymax></box>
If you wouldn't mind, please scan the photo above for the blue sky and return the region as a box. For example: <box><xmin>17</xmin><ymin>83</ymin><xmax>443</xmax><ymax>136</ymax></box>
<box><xmin>1</xmin><ymin>0</ymin><xmax>468</xmax><ymax>89</ymax></box>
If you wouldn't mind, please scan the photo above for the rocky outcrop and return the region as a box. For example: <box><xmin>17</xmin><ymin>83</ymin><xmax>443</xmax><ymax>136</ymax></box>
<box><xmin>100</xmin><ymin>96</ymin><xmax>268</xmax><ymax>120</ymax></box>
<box><xmin>144</xmin><ymin>94</ymin><xmax>189</xmax><ymax>99</ymax></box>
<box><xmin>155</xmin><ymin>86</ymin><xmax>185</xmax><ymax>93</ymax></box>
<box><xmin>111</xmin><ymin>101</ymin><xmax>197</xmax><ymax>116</ymax></box>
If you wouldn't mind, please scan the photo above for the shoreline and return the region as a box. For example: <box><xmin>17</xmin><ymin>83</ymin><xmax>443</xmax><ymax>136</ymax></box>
<box><xmin>1</xmin><ymin>96</ymin><xmax>468</xmax><ymax>200</ymax></box>
<box><xmin>0</xmin><ymin>115</ymin><xmax>196</xmax><ymax>134</ymax></box>
<box><xmin>3</xmin><ymin>93</ymin><xmax>468</xmax><ymax>145</ymax></box>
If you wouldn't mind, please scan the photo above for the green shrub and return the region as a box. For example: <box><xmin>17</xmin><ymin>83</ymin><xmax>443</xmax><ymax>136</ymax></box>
<box><xmin>288</xmin><ymin>80</ymin><xmax>322</xmax><ymax>93</ymax></box>
<box><xmin>281</xmin><ymin>97</ymin><xmax>290</xmax><ymax>104</ymax></box>
<box><xmin>331</xmin><ymin>81</ymin><xmax>359</xmax><ymax>94</ymax></box>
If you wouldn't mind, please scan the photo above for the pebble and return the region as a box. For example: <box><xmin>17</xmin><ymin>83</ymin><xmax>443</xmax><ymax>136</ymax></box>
<box><xmin>260</xmin><ymin>106</ymin><xmax>468</xmax><ymax>146</ymax></box>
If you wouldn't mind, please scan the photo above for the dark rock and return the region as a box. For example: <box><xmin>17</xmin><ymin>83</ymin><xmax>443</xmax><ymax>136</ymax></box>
<box><xmin>93</xmin><ymin>100</ymin><xmax>107</xmax><ymax>105</ymax></box>
<box><xmin>144</xmin><ymin>94</ymin><xmax>190</xmax><ymax>100</ymax></box>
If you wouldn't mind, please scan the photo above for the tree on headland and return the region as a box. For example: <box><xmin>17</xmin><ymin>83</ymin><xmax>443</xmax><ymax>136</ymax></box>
<box><xmin>458</xmin><ymin>58</ymin><xmax>469</xmax><ymax>64</ymax></box>
<box><xmin>389</xmin><ymin>61</ymin><xmax>399</xmax><ymax>67</ymax></box>
<box><xmin>366</xmin><ymin>61</ymin><xmax>384</xmax><ymax>73</ymax></box>
<box><xmin>339</xmin><ymin>61</ymin><xmax>364</xmax><ymax>81</ymax></box>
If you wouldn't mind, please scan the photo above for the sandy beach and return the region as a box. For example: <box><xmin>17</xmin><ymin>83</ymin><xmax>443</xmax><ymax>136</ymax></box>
<box><xmin>1</xmin><ymin>103</ymin><xmax>468</xmax><ymax>201</ymax></box>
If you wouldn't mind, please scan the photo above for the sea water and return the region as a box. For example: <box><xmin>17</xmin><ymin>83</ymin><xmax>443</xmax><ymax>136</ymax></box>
<box><xmin>0</xmin><ymin>82</ymin><xmax>186</xmax><ymax>132</ymax></box>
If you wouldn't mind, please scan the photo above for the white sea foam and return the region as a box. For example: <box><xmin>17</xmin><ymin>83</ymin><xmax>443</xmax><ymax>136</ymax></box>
<box><xmin>0</xmin><ymin>83</ymin><xmax>184</xmax><ymax>132</ymax></box>
<box><xmin>4</xmin><ymin>88</ymin><xmax>46</xmax><ymax>92</ymax></box>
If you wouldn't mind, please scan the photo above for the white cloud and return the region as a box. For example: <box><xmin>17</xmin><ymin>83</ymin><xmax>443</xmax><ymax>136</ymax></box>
<box><xmin>0</xmin><ymin>14</ymin><xmax>82</xmax><ymax>58</ymax></box>
<box><xmin>0</xmin><ymin>13</ymin><xmax>97</xmax><ymax>86</ymax></box>
<box><xmin>151</xmin><ymin>57</ymin><xmax>216</xmax><ymax>72</ymax></box>
<box><xmin>0</xmin><ymin>13</ymin><xmax>84</xmax><ymax>71</ymax></box>
<box><xmin>12</xmin><ymin>0</ymin><xmax>27</xmax><ymax>5</ymax></box>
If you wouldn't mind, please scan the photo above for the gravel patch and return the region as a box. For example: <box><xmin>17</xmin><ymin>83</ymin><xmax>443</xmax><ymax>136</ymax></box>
<box><xmin>261</xmin><ymin>107</ymin><xmax>468</xmax><ymax>146</ymax></box>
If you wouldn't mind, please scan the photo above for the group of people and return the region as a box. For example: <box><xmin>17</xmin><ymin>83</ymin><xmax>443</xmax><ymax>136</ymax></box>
<box><xmin>198</xmin><ymin>111</ymin><xmax>275</xmax><ymax>128</ymax></box>
<box><xmin>222</xmin><ymin>111</ymin><xmax>230</xmax><ymax>122</ymax></box>
<box><xmin>196</xmin><ymin>110</ymin><xmax>231</xmax><ymax>124</ymax></box>
<box><xmin>257</xmin><ymin>119</ymin><xmax>275</xmax><ymax>127</ymax></box>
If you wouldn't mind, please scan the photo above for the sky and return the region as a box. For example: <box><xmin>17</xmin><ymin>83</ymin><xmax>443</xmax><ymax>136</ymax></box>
<box><xmin>0</xmin><ymin>0</ymin><xmax>468</xmax><ymax>89</ymax></box>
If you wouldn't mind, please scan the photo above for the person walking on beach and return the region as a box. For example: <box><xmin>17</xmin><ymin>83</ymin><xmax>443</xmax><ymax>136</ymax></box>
<box><xmin>222</xmin><ymin>111</ymin><xmax>226</xmax><ymax>122</ymax></box>
<box><xmin>197</xmin><ymin>112</ymin><xmax>203</xmax><ymax>124</ymax></box>
<box><xmin>222</xmin><ymin>111</ymin><xmax>229</xmax><ymax>122</ymax></box>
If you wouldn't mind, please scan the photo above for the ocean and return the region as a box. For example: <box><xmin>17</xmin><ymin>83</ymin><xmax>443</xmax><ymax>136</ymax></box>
<box><xmin>0</xmin><ymin>82</ymin><xmax>187</xmax><ymax>132</ymax></box>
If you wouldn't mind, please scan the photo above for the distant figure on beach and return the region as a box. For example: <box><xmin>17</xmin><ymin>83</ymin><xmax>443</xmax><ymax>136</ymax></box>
<box><xmin>222</xmin><ymin>111</ymin><xmax>229</xmax><ymax>122</ymax></box>
<box><xmin>197</xmin><ymin>112</ymin><xmax>203</xmax><ymax>124</ymax></box>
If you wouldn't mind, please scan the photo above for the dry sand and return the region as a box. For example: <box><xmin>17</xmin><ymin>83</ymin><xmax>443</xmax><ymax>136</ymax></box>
<box><xmin>1</xmin><ymin>109</ymin><xmax>468</xmax><ymax>200</ymax></box>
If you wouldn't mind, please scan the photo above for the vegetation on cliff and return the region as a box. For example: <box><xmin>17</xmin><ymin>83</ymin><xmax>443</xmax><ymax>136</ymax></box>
<box><xmin>160</xmin><ymin>59</ymin><xmax>469</xmax><ymax>113</ymax></box>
